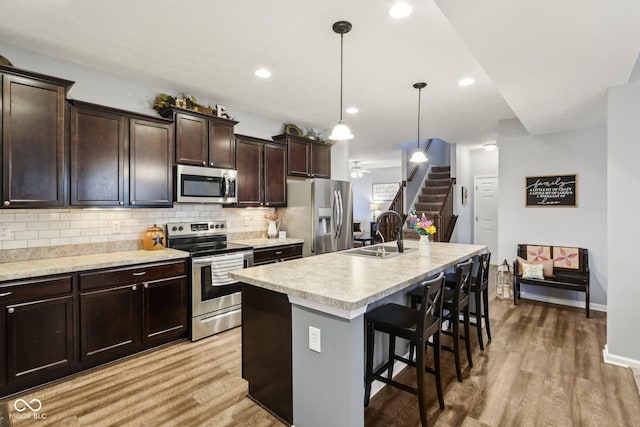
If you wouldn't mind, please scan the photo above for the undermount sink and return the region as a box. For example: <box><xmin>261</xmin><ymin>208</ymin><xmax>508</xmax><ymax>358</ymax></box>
<box><xmin>342</xmin><ymin>244</ymin><xmax>417</xmax><ymax>259</ymax></box>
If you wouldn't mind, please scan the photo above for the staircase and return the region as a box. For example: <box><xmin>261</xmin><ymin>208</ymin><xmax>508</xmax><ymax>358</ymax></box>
<box><xmin>406</xmin><ymin>166</ymin><xmax>458</xmax><ymax>242</ymax></box>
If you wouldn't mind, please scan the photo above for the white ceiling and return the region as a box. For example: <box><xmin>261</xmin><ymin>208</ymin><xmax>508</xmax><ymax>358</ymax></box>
<box><xmin>0</xmin><ymin>0</ymin><xmax>638</xmax><ymax>169</ymax></box>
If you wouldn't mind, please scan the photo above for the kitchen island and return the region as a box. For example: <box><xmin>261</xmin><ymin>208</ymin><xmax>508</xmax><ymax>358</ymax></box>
<box><xmin>230</xmin><ymin>241</ymin><xmax>486</xmax><ymax>427</ymax></box>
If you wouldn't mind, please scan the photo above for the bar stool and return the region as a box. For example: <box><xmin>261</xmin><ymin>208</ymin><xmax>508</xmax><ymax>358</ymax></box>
<box><xmin>457</xmin><ymin>252</ymin><xmax>492</xmax><ymax>350</ymax></box>
<box><xmin>410</xmin><ymin>258</ymin><xmax>473</xmax><ymax>382</ymax></box>
<box><xmin>364</xmin><ymin>272</ymin><xmax>446</xmax><ymax>426</ymax></box>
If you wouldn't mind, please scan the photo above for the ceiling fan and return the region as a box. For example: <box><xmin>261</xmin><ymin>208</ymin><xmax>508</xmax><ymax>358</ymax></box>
<box><xmin>350</xmin><ymin>161</ymin><xmax>372</xmax><ymax>178</ymax></box>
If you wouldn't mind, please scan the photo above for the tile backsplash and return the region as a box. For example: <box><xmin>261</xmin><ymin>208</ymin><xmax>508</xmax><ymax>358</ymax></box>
<box><xmin>0</xmin><ymin>204</ymin><xmax>273</xmax><ymax>251</ymax></box>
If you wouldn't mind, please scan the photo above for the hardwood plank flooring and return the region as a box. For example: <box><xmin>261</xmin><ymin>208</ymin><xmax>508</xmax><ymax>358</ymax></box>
<box><xmin>1</xmin><ymin>273</ymin><xmax>639</xmax><ymax>426</ymax></box>
<box><xmin>365</xmin><ymin>280</ymin><xmax>640</xmax><ymax>427</ymax></box>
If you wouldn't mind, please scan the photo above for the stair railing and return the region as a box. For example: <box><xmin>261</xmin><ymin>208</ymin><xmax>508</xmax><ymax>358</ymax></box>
<box><xmin>432</xmin><ymin>178</ymin><xmax>456</xmax><ymax>242</ymax></box>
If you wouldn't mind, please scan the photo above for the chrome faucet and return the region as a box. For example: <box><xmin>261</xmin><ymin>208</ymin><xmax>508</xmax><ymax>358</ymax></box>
<box><xmin>375</xmin><ymin>210</ymin><xmax>404</xmax><ymax>253</ymax></box>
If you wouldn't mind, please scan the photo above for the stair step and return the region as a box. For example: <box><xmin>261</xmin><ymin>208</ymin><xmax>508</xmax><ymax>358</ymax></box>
<box><xmin>422</xmin><ymin>186</ymin><xmax>449</xmax><ymax>195</ymax></box>
<box><xmin>415</xmin><ymin>203</ymin><xmax>442</xmax><ymax>212</ymax></box>
<box><xmin>418</xmin><ymin>194</ymin><xmax>446</xmax><ymax>203</ymax></box>
<box><xmin>431</xmin><ymin>166</ymin><xmax>450</xmax><ymax>173</ymax></box>
<box><xmin>424</xmin><ymin>179</ymin><xmax>451</xmax><ymax>187</ymax></box>
<box><xmin>428</xmin><ymin>172</ymin><xmax>450</xmax><ymax>180</ymax></box>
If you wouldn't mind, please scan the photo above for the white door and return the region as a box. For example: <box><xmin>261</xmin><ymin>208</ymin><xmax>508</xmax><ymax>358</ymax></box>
<box><xmin>474</xmin><ymin>176</ymin><xmax>499</xmax><ymax>260</ymax></box>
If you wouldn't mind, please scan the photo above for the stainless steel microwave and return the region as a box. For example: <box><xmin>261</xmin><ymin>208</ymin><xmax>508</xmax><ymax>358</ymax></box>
<box><xmin>175</xmin><ymin>165</ymin><xmax>237</xmax><ymax>204</ymax></box>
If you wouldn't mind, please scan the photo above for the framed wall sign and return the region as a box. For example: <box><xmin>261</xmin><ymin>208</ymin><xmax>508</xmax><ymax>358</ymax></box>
<box><xmin>372</xmin><ymin>182</ymin><xmax>400</xmax><ymax>201</ymax></box>
<box><xmin>525</xmin><ymin>174</ymin><xmax>577</xmax><ymax>207</ymax></box>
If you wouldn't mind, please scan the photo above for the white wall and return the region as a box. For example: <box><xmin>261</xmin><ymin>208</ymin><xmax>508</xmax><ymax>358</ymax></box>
<box><xmin>497</xmin><ymin>118</ymin><xmax>607</xmax><ymax>307</ymax></box>
<box><xmin>351</xmin><ymin>167</ymin><xmax>402</xmax><ymax>223</ymax></box>
<box><xmin>606</xmin><ymin>79</ymin><xmax>640</xmax><ymax>365</ymax></box>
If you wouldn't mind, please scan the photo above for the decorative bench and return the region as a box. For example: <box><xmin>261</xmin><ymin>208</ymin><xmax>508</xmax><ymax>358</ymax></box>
<box><xmin>513</xmin><ymin>244</ymin><xmax>590</xmax><ymax>317</ymax></box>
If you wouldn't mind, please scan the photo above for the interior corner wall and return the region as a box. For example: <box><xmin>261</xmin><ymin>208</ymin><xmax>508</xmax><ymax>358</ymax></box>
<box><xmin>497</xmin><ymin>118</ymin><xmax>607</xmax><ymax>307</ymax></box>
<box><xmin>606</xmin><ymin>80</ymin><xmax>640</xmax><ymax>365</ymax></box>
<box><xmin>451</xmin><ymin>145</ymin><xmax>472</xmax><ymax>243</ymax></box>
<box><xmin>351</xmin><ymin>167</ymin><xmax>402</xmax><ymax>223</ymax></box>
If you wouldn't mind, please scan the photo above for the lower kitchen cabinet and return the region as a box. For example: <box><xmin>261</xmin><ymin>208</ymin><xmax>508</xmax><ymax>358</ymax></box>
<box><xmin>0</xmin><ymin>275</ymin><xmax>75</xmax><ymax>394</ymax></box>
<box><xmin>79</xmin><ymin>283</ymin><xmax>141</xmax><ymax>365</ymax></box>
<box><xmin>0</xmin><ymin>259</ymin><xmax>188</xmax><ymax>398</ymax></box>
<box><xmin>253</xmin><ymin>243</ymin><xmax>303</xmax><ymax>266</ymax></box>
<box><xmin>79</xmin><ymin>259</ymin><xmax>187</xmax><ymax>367</ymax></box>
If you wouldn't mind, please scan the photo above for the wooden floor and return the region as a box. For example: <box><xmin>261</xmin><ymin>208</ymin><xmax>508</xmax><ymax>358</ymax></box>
<box><xmin>2</xmin><ymin>282</ymin><xmax>639</xmax><ymax>426</ymax></box>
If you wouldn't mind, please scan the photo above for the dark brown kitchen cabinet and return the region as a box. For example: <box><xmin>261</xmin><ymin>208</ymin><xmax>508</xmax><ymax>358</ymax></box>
<box><xmin>129</xmin><ymin>117</ymin><xmax>174</xmax><ymax>207</ymax></box>
<box><xmin>158</xmin><ymin>107</ymin><xmax>238</xmax><ymax>169</ymax></box>
<box><xmin>235</xmin><ymin>135</ymin><xmax>286</xmax><ymax>208</ymax></box>
<box><xmin>1</xmin><ymin>65</ymin><xmax>74</xmax><ymax>208</ymax></box>
<box><xmin>70</xmin><ymin>101</ymin><xmax>174</xmax><ymax>207</ymax></box>
<box><xmin>0</xmin><ymin>275</ymin><xmax>75</xmax><ymax>394</ymax></box>
<box><xmin>253</xmin><ymin>243</ymin><xmax>303</xmax><ymax>266</ymax></box>
<box><xmin>273</xmin><ymin>134</ymin><xmax>331</xmax><ymax>179</ymax></box>
<box><xmin>78</xmin><ymin>260</ymin><xmax>187</xmax><ymax>367</ymax></box>
<box><xmin>70</xmin><ymin>103</ymin><xmax>126</xmax><ymax>206</ymax></box>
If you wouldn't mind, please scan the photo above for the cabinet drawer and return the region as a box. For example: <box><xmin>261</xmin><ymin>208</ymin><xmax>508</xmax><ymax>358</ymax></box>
<box><xmin>0</xmin><ymin>275</ymin><xmax>73</xmax><ymax>305</ymax></box>
<box><xmin>253</xmin><ymin>244</ymin><xmax>303</xmax><ymax>264</ymax></box>
<box><xmin>79</xmin><ymin>260</ymin><xmax>186</xmax><ymax>291</ymax></box>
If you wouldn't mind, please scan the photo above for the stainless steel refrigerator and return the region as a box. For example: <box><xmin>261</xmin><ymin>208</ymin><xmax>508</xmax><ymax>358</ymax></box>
<box><xmin>280</xmin><ymin>179</ymin><xmax>353</xmax><ymax>257</ymax></box>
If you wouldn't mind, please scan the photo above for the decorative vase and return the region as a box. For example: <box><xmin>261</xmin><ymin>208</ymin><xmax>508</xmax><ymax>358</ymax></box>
<box><xmin>143</xmin><ymin>224</ymin><xmax>166</xmax><ymax>251</ymax></box>
<box><xmin>267</xmin><ymin>220</ymin><xmax>279</xmax><ymax>238</ymax></box>
<box><xmin>419</xmin><ymin>235</ymin><xmax>430</xmax><ymax>257</ymax></box>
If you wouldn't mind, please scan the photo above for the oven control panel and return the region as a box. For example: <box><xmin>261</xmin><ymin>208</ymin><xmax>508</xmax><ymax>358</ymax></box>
<box><xmin>166</xmin><ymin>221</ymin><xmax>227</xmax><ymax>238</ymax></box>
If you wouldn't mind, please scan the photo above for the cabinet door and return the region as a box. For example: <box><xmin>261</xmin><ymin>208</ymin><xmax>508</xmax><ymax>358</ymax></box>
<box><xmin>236</xmin><ymin>138</ymin><xmax>264</xmax><ymax>207</ymax></box>
<box><xmin>1</xmin><ymin>75</ymin><xmax>66</xmax><ymax>208</ymax></box>
<box><xmin>130</xmin><ymin>118</ymin><xmax>173</xmax><ymax>207</ymax></box>
<box><xmin>264</xmin><ymin>143</ymin><xmax>287</xmax><ymax>207</ymax></box>
<box><xmin>311</xmin><ymin>143</ymin><xmax>331</xmax><ymax>178</ymax></box>
<box><xmin>80</xmin><ymin>284</ymin><xmax>140</xmax><ymax>364</ymax></box>
<box><xmin>70</xmin><ymin>106</ymin><xmax>126</xmax><ymax>206</ymax></box>
<box><xmin>142</xmin><ymin>276</ymin><xmax>187</xmax><ymax>344</ymax></box>
<box><xmin>5</xmin><ymin>295</ymin><xmax>74</xmax><ymax>383</ymax></box>
<box><xmin>175</xmin><ymin>113</ymin><xmax>208</xmax><ymax>166</ymax></box>
<box><xmin>287</xmin><ymin>138</ymin><xmax>310</xmax><ymax>177</ymax></box>
<box><xmin>209</xmin><ymin>121</ymin><xmax>236</xmax><ymax>169</ymax></box>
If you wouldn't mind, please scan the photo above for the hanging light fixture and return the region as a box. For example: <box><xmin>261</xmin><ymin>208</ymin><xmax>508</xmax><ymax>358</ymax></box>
<box><xmin>409</xmin><ymin>82</ymin><xmax>428</xmax><ymax>163</ymax></box>
<box><xmin>329</xmin><ymin>21</ymin><xmax>354</xmax><ymax>141</ymax></box>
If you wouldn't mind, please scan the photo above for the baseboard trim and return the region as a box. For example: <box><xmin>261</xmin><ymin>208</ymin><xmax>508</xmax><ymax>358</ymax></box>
<box><xmin>603</xmin><ymin>344</ymin><xmax>640</xmax><ymax>369</ymax></box>
<box><xmin>519</xmin><ymin>290</ymin><xmax>606</xmax><ymax>313</ymax></box>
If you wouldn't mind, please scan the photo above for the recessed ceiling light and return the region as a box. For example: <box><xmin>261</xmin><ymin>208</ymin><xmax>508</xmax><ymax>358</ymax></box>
<box><xmin>389</xmin><ymin>2</ymin><xmax>413</xmax><ymax>19</ymax></box>
<box><xmin>346</xmin><ymin>106</ymin><xmax>359</xmax><ymax>114</ymax></box>
<box><xmin>458</xmin><ymin>77</ymin><xmax>475</xmax><ymax>87</ymax></box>
<box><xmin>255</xmin><ymin>68</ymin><xmax>271</xmax><ymax>78</ymax></box>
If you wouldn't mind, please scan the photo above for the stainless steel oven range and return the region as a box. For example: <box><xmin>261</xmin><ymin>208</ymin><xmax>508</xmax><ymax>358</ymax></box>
<box><xmin>166</xmin><ymin>220</ymin><xmax>253</xmax><ymax>341</ymax></box>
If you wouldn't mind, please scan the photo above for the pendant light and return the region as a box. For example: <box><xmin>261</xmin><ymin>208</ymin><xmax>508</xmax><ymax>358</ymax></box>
<box><xmin>409</xmin><ymin>82</ymin><xmax>428</xmax><ymax>163</ymax></box>
<box><xmin>329</xmin><ymin>21</ymin><xmax>354</xmax><ymax>141</ymax></box>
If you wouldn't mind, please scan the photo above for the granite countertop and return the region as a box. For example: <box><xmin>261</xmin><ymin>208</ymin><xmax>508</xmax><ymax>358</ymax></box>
<box><xmin>0</xmin><ymin>248</ymin><xmax>190</xmax><ymax>282</ymax></box>
<box><xmin>230</xmin><ymin>241</ymin><xmax>486</xmax><ymax>319</ymax></box>
<box><xmin>230</xmin><ymin>237</ymin><xmax>304</xmax><ymax>249</ymax></box>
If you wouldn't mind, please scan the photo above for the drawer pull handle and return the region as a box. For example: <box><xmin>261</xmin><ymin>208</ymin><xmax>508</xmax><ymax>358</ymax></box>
<box><xmin>0</xmin><ymin>292</ymin><xmax>11</xmax><ymax>297</ymax></box>
<box><xmin>132</xmin><ymin>285</ymin><xmax>137</xmax><ymax>291</ymax></box>
<box><xmin>7</xmin><ymin>308</ymin><xmax>14</xmax><ymax>314</ymax></box>
<box><xmin>3</xmin><ymin>201</ymin><xmax>9</xmax><ymax>206</ymax></box>
<box><xmin>275</xmin><ymin>251</ymin><xmax>283</xmax><ymax>255</ymax></box>
<box><xmin>132</xmin><ymin>272</ymin><xmax>146</xmax><ymax>276</ymax></box>
<box><xmin>144</xmin><ymin>283</ymin><xmax>149</xmax><ymax>289</ymax></box>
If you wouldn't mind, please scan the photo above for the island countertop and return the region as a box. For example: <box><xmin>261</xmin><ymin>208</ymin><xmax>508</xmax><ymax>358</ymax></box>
<box><xmin>230</xmin><ymin>241</ymin><xmax>486</xmax><ymax>318</ymax></box>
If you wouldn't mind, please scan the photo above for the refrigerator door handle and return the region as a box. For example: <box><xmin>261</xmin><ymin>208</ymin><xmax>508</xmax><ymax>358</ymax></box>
<box><xmin>337</xmin><ymin>190</ymin><xmax>344</xmax><ymax>238</ymax></box>
<box><xmin>333</xmin><ymin>190</ymin><xmax>340</xmax><ymax>239</ymax></box>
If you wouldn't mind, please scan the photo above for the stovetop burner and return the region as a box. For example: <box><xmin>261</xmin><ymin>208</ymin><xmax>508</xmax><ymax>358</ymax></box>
<box><xmin>166</xmin><ymin>220</ymin><xmax>252</xmax><ymax>257</ymax></box>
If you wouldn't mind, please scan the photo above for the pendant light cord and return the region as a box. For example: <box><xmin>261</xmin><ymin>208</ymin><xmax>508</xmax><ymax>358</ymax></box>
<box><xmin>417</xmin><ymin>86</ymin><xmax>421</xmax><ymax>151</ymax></box>
<box><xmin>340</xmin><ymin>33</ymin><xmax>344</xmax><ymax>121</ymax></box>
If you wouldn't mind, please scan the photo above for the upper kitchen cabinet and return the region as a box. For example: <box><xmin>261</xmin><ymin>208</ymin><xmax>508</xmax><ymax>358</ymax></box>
<box><xmin>70</xmin><ymin>101</ymin><xmax>174</xmax><ymax>208</ymax></box>
<box><xmin>273</xmin><ymin>134</ymin><xmax>331</xmax><ymax>179</ymax></box>
<box><xmin>0</xmin><ymin>65</ymin><xmax>74</xmax><ymax>208</ymax></box>
<box><xmin>129</xmin><ymin>117</ymin><xmax>174</xmax><ymax>207</ymax></box>
<box><xmin>158</xmin><ymin>107</ymin><xmax>238</xmax><ymax>169</ymax></box>
<box><xmin>235</xmin><ymin>135</ymin><xmax>287</xmax><ymax>208</ymax></box>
